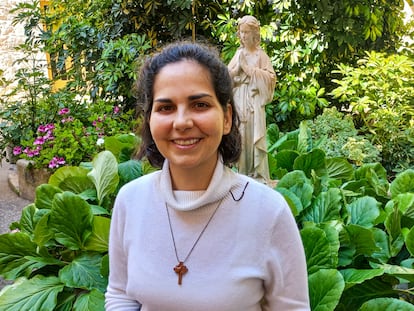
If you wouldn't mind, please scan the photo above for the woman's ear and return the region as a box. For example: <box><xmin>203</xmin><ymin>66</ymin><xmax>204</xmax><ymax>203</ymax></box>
<box><xmin>223</xmin><ymin>103</ymin><xmax>232</xmax><ymax>135</ymax></box>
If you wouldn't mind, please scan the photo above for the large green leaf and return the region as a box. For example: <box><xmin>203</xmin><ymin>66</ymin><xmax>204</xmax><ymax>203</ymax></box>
<box><xmin>354</xmin><ymin>163</ymin><xmax>389</xmax><ymax>197</ymax></box>
<box><xmin>0</xmin><ymin>233</ymin><xmax>48</xmax><ymax>279</ymax></box>
<box><xmin>326</xmin><ymin>157</ymin><xmax>354</xmax><ymax>181</ymax></box>
<box><xmin>273</xmin><ymin>150</ymin><xmax>299</xmax><ymax>172</ymax></box>
<box><xmin>32</xmin><ymin>212</ymin><xmax>55</xmax><ymax>247</ymax></box>
<box><xmin>277</xmin><ymin>170</ymin><xmax>314</xmax><ymax>210</ymax></box>
<box><xmin>73</xmin><ymin>289</ymin><xmax>105</xmax><ymax>311</ymax></box>
<box><xmin>34</xmin><ymin>184</ymin><xmax>63</xmax><ymax>210</ymax></box>
<box><xmin>406</xmin><ymin>226</ymin><xmax>414</xmax><ymax>257</ymax></box>
<box><xmin>309</xmin><ymin>269</ymin><xmax>344</xmax><ymax>311</ymax></box>
<box><xmin>293</xmin><ymin>148</ymin><xmax>327</xmax><ymax>178</ymax></box>
<box><xmin>118</xmin><ymin>159</ymin><xmax>143</xmax><ymax>186</ymax></box>
<box><xmin>359</xmin><ymin>297</ymin><xmax>414</xmax><ymax>311</ymax></box>
<box><xmin>297</xmin><ymin>121</ymin><xmax>311</xmax><ymax>154</ymax></box>
<box><xmin>49</xmin><ymin>166</ymin><xmax>94</xmax><ymax>193</ymax></box>
<box><xmin>346</xmin><ymin>196</ymin><xmax>380</xmax><ymax>227</ymax></box>
<box><xmin>59</xmin><ymin>253</ymin><xmax>107</xmax><ymax>292</ymax></box>
<box><xmin>340</xmin><ymin>268</ymin><xmax>384</xmax><ymax>290</ymax></box>
<box><xmin>371</xmin><ymin>263</ymin><xmax>414</xmax><ymax>283</ymax></box>
<box><xmin>390</xmin><ymin>169</ymin><xmax>414</xmax><ymax>198</ymax></box>
<box><xmin>339</xmin><ymin>277</ymin><xmax>400</xmax><ymax>310</ymax></box>
<box><xmin>84</xmin><ymin>216</ymin><xmax>110</xmax><ymax>252</ymax></box>
<box><xmin>371</xmin><ymin>228</ymin><xmax>391</xmax><ymax>264</ymax></box>
<box><xmin>344</xmin><ymin>224</ymin><xmax>380</xmax><ymax>257</ymax></box>
<box><xmin>49</xmin><ymin>192</ymin><xmax>93</xmax><ymax>250</ymax></box>
<box><xmin>17</xmin><ymin>204</ymin><xmax>38</xmax><ymax>235</ymax></box>
<box><xmin>302</xmin><ymin>188</ymin><xmax>342</xmax><ymax>223</ymax></box>
<box><xmin>87</xmin><ymin>150</ymin><xmax>119</xmax><ymax>205</ymax></box>
<box><xmin>104</xmin><ymin>134</ymin><xmax>139</xmax><ymax>161</ymax></box>
<box><xmin>0</xmin><ymin>276</ymin><xmax>64</xmax><ymax>311</ymax></box>
<box><xmin>275</xmin><ymin>187</ymin><xmax>303</xmax><ymax>216</ymax></box>
<box><xmin>301</xmin><ymin>227</ymin><xmax>336</xmax><ymax>274</ymax></box>
<box><xmin>387</xmin><ymin>193</ymin><xmax>414</xmax><ymax>219</ymax></box>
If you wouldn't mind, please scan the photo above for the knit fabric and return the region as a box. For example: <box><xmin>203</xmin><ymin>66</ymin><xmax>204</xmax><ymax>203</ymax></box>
<box><xmin>105</xmin><ymin>160</ymin><xmax>310</xmax><ymax>310</ymax></box>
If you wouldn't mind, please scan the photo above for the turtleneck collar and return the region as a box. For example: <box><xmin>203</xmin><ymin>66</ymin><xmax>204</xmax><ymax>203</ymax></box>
<box><xmin>158</xmin><ymin>157</ymin><xmax>241</xmax><ymax>211</ymax></box>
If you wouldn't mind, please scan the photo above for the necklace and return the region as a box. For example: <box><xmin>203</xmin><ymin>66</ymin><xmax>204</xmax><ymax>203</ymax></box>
<box><xmin>165</xmin><ymin>197</ymin><xmax>224</xmax><ymax>285</ymax></box>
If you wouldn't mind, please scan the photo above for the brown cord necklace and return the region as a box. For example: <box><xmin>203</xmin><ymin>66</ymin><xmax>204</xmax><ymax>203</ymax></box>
<box><xmin>165</xmin><ymin>182</ymin><xmax>249</xmax><ymax>285</ymax></box>
<box><xmin>165</xmin><ymin>197</ymin><xmax>224</xmax><ymax>285</ymax></box>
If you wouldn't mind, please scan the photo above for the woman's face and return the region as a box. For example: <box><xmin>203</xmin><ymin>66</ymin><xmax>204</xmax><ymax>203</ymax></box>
<box><xmin>149</xmin><ymin>60</ymin><xmax>232</xmax><ymax>177</ymax></box>
<box><xmin>239</xmin><ymin>24</ymin><xmax>256</xmax><ymax>48</ymax></box>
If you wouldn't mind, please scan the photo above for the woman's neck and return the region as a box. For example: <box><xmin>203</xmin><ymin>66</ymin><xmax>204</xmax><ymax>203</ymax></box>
<box><xmin>169</xmin><ymin>159</ymin><xmax>218</xmax><ymax>191</ymax></box>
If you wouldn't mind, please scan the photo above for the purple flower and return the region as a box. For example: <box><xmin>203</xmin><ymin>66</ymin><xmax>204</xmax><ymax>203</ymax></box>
<box><xmin>34</xmin><ymin>136</ymin><xmax>46</xmax><ymax>145</ymax></box>
<box><xmin>113</xmin><ymin>106</ymin><xmax>120</xmax><ymax>114</ymax></box>
<box><xmin>58</xmin><ymin>108</ymin><xmax>70</xmax><ymax>115</ymax></box>
<box><xmin>37</xmin><ymin>125</ymin><xmax>47</xmax><ymax>133</ymax></box>
<box><xmin>46</xmin><ymin>124</ymin><xmax>55</xmax><ymax>130</ymax></box>
<box><xmin>48</xmin><ymin>156</ymin><xmax>66</xmax><ymax>169</ymax></box>
<box><xmin>44</xmin><ymin>131</ymin><xmax>55</xmax><ymax>141</ymax></box>
<box><xmin>12</xmin><ymin>146</ymin><xmax>22</xmax><ymax>155</ymax></box>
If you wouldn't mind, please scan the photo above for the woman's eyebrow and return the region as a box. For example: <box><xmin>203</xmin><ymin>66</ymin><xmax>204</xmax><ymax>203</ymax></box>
<box><xmin>154</xmin><ymin>93</ymin><xmax>213</xmax><ymax>103</ymax></box>
<box><xmin>188</xmin><ymin>93</ymin><xmax>213</xmax><ymax>101</ymax></box>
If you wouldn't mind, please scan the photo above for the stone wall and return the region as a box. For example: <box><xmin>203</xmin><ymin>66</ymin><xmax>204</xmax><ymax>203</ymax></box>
<box><xmin>0</xmin><ymin>0</ymin><xmax>27</xmax><ymax>92</ymax></box>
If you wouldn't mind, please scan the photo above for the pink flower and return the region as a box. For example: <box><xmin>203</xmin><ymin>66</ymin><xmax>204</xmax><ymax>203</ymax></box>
<box><xmin>48</xmin><ymin>156</ymin><xmax>66</xmax><ymax>168</ymax></box>
<box><xmin>12</xmin><ymin>146</ymin><xmax>22</xmax><ymax>155</ymax></box>
<box><xmin>44</xmin><ymin>131</ymin><xmax>55</xmax><ymax>141</ymax></box>
<box><xmin>58</xmin><ymin>108</ymin><xmax>70</xmax><ymax>115</ymax></box>
<box><xmin>38</xmin><ymin>124</ymin><xmax>55</xmax><ymax>133</ymax></box>
<box><xmin>34</xmin><ymin>136</ymin><xmax>46</xmax><ymax>145</ymax></box>
<box><xmin>113</xmin><ymin>106</ymin><xmax>120</xmax><ymax>114</ymax></box>
<box><xmin>46</xmin><ymin>124</ymin><xmax>55</xmax><ymax>131</ymax></box>
<box><xmin>37</xmin><ymin>125</ymin><xmax>47</xmax><ymax>133</ymax></box>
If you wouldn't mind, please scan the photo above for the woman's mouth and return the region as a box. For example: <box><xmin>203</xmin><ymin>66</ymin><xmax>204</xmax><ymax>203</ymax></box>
<box><xmin>173</xmin><ymin>138</ymin><xmax>200</xmax><ymax>146</ymax></box>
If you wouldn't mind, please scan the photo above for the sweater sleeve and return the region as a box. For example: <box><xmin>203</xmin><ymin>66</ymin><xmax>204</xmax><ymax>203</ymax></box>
<box><xmin>262</xmin><ymin>193</ymin><xmax>310</xmax><ymax>311</ymax></box>
<box><xmin>105</xmin><ymin>193</ymin><xmax>141</xmax><ymax>310</ymax></box>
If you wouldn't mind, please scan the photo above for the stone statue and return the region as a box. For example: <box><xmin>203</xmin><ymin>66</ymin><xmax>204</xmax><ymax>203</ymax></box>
<box><xmin>228</xmin><ymin>15</ymin><xmax>276</xmax><ymax>182</ymax></box>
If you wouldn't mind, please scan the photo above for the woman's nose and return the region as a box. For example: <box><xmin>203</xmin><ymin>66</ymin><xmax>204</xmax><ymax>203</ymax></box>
<box><xmin>173</xmin><ymin>109</ymin><xmax>193</xmax><ymax>131</ymax></box>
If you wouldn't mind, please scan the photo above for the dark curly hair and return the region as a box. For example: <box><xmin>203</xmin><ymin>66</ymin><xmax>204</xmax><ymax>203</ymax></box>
<box><xmin>135</xmin><ymin>41</ymin><xmax>241</xmax><ymax>168</ymax></box>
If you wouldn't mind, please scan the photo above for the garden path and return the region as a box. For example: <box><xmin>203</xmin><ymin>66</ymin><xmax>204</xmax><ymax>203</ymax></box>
<box><xmin>0</xmin><ymin>159</ymin><xmax>31</xmax><ymax>290</ymax></box>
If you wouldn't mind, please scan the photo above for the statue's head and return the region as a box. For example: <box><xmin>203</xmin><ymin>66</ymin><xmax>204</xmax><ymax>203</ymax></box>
<box><xmin>237</xmin><ymin>15</ymin><xmax>261</xmax><ymax>47</ymax></box>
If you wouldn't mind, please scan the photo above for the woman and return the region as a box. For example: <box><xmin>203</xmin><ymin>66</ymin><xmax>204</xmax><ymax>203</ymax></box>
<box><xmin>105</xmin><ymin>41</ymin><xmax>310</xmax><ymax>310</ymax></box>
<box><xmin>228</xmin><ymin>15</ymin><xmax>276</xmax><ymax>182</ymax></box>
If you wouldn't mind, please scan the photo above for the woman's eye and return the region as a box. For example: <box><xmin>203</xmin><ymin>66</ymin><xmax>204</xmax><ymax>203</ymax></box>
<box><xmin>194</xmin><ymin>102</ymin><xmax>209</xmax><ymax>109</ymax></box>
<box><xmin>157</xmin><ymin>105</ymin><xmax>174</xmax><ymax>112</ymax></box>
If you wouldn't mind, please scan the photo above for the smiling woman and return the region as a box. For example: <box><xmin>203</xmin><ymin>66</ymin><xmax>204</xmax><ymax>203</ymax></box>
<box><xmin>105</xmin><ymin>41</ymin><xmax>310</xmax><ymax>311</ymax></box>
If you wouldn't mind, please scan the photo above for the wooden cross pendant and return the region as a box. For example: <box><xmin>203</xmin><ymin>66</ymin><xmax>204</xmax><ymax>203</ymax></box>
<box><xmin>173</xmin><ymin>261</ymin><xmax>188</xmax><ymax>285</ymax></box>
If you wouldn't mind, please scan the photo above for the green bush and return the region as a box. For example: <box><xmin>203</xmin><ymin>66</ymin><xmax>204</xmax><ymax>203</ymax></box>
<box><xmin>268</xmin><ymin>123</ymin><xmax>414</xmax><ymax>310</ymax></box>
<box><xmin>306</xmin><ymin>107</ymin><xmax>381</xmax><ymax>165</ymax></box>
<box><xmin>330</xmin><ymin>51</ymin><xmax>414</xmax><ymax>175</ymax></box>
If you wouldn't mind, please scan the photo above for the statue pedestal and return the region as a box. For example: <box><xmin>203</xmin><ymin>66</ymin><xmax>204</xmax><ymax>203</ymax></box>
<box><xmin>16</xmin><ymin>159</ymin><xmax>51</xmax><ymax>201</ymax></box>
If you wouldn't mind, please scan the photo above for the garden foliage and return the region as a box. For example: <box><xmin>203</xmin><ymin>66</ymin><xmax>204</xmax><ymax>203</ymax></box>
<box><xmin>331</xmin><ymin>51</ymin><xmax>414</xmax><ymax>174</ymax></box>
<box><xmin>268</xmin><ymin>122</ymin><xmax>414</xmax><ymax>310</ymax></box>
<box><xmin>0</xmin><ymin>136</ymin><xmax>148</xmax><ymax>310</ymax></box>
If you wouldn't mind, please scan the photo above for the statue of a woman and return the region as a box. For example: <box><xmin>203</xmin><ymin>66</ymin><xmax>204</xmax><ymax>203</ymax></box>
<box><xmin>228</xmin><ymin>15</ymin><xmax>276</xmax><ymax>182</ymax></box>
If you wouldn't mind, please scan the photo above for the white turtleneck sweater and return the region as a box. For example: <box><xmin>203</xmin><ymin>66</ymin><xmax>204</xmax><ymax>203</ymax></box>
<box><xmin>105</xmin><ymin>160</ymin><xmax>310</xmax><ymax>310</ymax></box>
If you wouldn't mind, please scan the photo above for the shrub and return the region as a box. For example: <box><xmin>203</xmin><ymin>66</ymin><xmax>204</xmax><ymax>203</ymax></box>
<box><xmin>330</xmin><ymin>51</ymin><xmax>414</xmax><ymax>175</ymax></box>
<box><xmin>306</xmin><ymin>107</ymin><xmax>381</xmax><ymax>165</ymax></box>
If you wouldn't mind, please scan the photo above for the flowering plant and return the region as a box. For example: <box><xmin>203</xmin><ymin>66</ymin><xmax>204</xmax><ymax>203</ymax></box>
<box><xmin>13</xmin><ymin>103</ymin><xmax>138</xmax><ymax>170</ymax></box>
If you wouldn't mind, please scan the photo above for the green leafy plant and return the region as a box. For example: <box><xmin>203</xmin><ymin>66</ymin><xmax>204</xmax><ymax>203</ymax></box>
<box><xmin>306</xmin><ymin>107</ymin><xmax>381</xmax><ymax>165</ymax></box>
<box><xmin>0</xmin><ymin>141</ymin><xmax>148</xmax><ymax>310</ymax></box>
<box><xmin>12</xmin><ymin>102</ymin><xmax>138</xmax><ymax>170</ymax></box>
<box><xmin>268</xmin><ymin>123</ymin><xmax>414</xmax><ymax>310</ymax></box>
<box><xmin>330</xmin><ymin>51</ymin><xmax>414</xmax><ymax>174</ymax></box>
